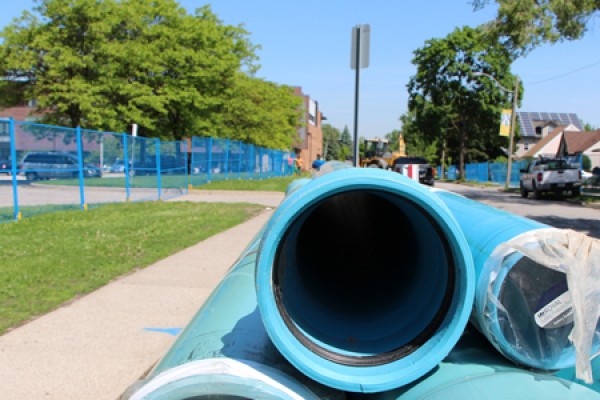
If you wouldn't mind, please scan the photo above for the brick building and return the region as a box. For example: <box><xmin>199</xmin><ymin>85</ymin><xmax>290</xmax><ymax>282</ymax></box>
<box><xmin>293</xmin><ymin>87</ymin><xmax>324</xmax><ymax>171</ymax></box>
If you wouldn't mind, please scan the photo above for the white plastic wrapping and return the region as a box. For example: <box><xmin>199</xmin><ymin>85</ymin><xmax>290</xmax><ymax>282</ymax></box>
<box><xmin>127</xmin><ymin>358</ymin><xmax>321</xmax><ymax>399</ymax></box>
<box><xmin>482</xmin><ymin>228</ymin><xmax>600</xmax><ymax>383</ymax></box>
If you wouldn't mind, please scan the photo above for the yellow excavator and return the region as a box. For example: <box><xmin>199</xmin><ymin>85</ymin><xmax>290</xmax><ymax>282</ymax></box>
<box><xmin>360</xmin><ymin>135</ymin><xmax>406</xmax><ymax>169</ymax></box>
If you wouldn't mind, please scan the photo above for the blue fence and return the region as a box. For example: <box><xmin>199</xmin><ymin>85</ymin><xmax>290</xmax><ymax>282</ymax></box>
<box><xmin>438</xmin><ymin>160</ymin><xmax>535</xmax><ymax>187</ymax></box>
<box><xmin>0</xmin><ymin>119</ymin><xmax>190</xmax><ymax>222</ymax></box>
<box><xmin>1</xmin><ymin>119</ymin><xmax>294</xmax><ymax>223</ymax></box>
<box><xmin>190</xmin><ymin>137</ymin><xmax>295</xmax><ymax>186</ymax></box>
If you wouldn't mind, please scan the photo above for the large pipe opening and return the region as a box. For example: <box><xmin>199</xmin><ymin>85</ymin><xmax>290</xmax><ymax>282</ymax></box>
<box><xmin>273</xmin><ymin>190</ymin><xmax>455</xmax><ymax>365</ymax></box>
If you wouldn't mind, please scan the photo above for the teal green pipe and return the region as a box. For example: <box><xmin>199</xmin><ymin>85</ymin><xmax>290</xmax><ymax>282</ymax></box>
<box><xmin>434</xmin><ymin>189</ymin><xmax>599</xmax><ymax>372</ymax></box>
<box><xmin>256</xmin><ymin>165</ymin><xmax>475</xmax><ymax>392</ymax></box>
<box><xmin>127</xmin><ymin>163</ymin><xmax>476</xmax><ymax>396</ymax></box>
<box><xmin>346</xmin><ymin>328</ymin><xmax>600</xmax><ymax>400</ymax></box>
<box><xmin>556</xmin><ymin>357</ymin><xmax>600</xmax><ymax>392</ymax></box>
<box><xmin>124</xmin><ymin>239</ymin><xmax>343</xmax><ymax>400</ymax></box>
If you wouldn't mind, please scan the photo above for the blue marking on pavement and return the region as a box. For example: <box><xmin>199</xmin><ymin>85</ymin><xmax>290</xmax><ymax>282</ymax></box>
<box><xmin>143</xmin><ymin>327</ymin><xmax>183</xmax><ymax>336</ymax></box>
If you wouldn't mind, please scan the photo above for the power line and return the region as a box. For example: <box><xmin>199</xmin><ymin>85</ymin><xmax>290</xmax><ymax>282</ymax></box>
<box><xmin>528</xmin><ymin>59</ymin><xmax>600</xmax><ymax>85</ymax></box>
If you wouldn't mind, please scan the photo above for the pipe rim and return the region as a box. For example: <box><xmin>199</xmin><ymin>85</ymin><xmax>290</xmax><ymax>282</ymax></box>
<box><xmin>272</xmin><ymin>189</ymin><xmax>457</xmax><ymax>366</ymax></box>
<box><xmin>256</xmin><ymin>169</ymin><xmax>475</xmax><ymax>392</ymax></box>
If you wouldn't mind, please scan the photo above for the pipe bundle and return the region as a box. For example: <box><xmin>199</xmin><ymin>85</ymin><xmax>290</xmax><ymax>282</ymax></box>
<box><xmin>124</xmin><ymin>164</ymin><xmax>599</xmax><ymax>399</ymax></box>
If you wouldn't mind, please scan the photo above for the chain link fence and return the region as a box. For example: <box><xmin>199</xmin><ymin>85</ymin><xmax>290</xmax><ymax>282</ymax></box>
<box><xmin>190</xmin><ymin>137</ymin><xmax>295</xmax><ymax>187</ymax></box>
<box><xmin>0</xmin><ymin>119</ymin><xmax>188</xmax><ymax>222</ymax></box>
<box><xmin>1</xmin><ymin>119</ymin><xmax>296</xmax><ymax>223</ymax></box>
<box><xmin>438</xmin><ymin>160</ymin><xmax>548</xmax><ymax>186</ymax></box>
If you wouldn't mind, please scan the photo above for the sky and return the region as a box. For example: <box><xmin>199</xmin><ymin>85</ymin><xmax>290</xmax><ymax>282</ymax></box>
<box><xmin>1</xmin><ymin>1</ymin><xmax>599</xmax><ymax>138</ymax></box>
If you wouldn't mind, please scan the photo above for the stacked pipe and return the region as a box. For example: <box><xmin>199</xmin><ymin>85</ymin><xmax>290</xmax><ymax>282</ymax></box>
<box><xmin>123</xmin><ymin>163</ymin><xmax>599</xmax><ymax>399</ymax></box>
<box><xmin>433</xmin><ymin>188</ymin><xmax>600</xmax><ymax>382</ymax></box>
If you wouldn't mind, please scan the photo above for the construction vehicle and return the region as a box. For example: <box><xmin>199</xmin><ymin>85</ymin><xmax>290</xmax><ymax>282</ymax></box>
<box><xmin>360</xmin><ymin>136</ymin><xmax>406</xmax><ymax>169</ymax></box>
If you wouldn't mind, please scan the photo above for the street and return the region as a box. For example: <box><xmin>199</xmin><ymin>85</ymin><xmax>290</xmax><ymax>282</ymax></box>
<box><xmin>436</xmin><ymin>182</ymin><xmax>600</xmax><ymax>239</ymax></box>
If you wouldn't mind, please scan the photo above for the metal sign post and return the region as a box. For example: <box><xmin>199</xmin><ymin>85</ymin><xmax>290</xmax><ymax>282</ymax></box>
<box><xmin>351</xmin><ymin>24</ymin><xmax>370</xmax><ymax>167</ymax></box>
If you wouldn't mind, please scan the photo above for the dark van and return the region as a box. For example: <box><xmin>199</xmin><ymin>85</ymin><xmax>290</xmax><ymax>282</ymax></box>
<box><xmin>20</xmin><ymin>152</ymin><xmax>80</xmax><ymax>181</ymax></box>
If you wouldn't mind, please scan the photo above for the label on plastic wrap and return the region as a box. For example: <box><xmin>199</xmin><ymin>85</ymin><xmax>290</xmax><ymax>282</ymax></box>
<box><xmin>534</xmin><ymin>291</ymin><xmax>574</xmax><ymax>329</ymax></box>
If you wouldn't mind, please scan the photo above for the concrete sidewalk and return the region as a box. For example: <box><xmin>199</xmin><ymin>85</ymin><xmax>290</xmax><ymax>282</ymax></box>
<box><xmin>0</xmin><ymin>191</ymin><xmax>283</xmax><ymax>399</ymax></box>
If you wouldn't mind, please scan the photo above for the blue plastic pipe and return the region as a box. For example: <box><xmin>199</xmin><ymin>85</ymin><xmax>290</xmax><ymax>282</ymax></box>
<box><xmin>256</xmin><ymin>165</ymin><xmax>475</xmax><ymax>392</ymax></box>
<box><xmin>556</xmin><ymin>356</ymin><xmax>600</xmax><ymax>392</ymax></box>
<box><xmin>124</xmin><ymin>239</ymin><xmax>344</xmax><ymax>400</ymax></box>
<box><xmin>347</xmin><ymin>327</ymin><xmax>600</xmax><ymax>400</ymax></box>
<box><xmin>434</xmin><ymin>189</ymin><xmax>600</xmax><ymax>373</ymax></box>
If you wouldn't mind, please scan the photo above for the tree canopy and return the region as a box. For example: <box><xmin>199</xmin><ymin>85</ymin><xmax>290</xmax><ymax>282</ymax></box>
<box><xmin>473</xmin><ymin>0</ymin><xmax>599</xmax><ymax>54</ymax></box>
<box><xmin>321</xmin><ymin>124</ymin><xmax>341</xmax><ymax>161</ymax></box>
<box><xmin>406</xmin><ymin>26</ymin><xmax>518</xmax><ymax>177</ymax></box>
<box><xmin>0</xmin><ymin>0</ymin><xmax>302</xmax><ymax>149</ymax></box>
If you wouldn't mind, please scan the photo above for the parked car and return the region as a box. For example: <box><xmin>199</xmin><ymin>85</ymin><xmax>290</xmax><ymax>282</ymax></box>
<box><xmin>0</xmin><ymin>159</ymin><xmax>12</xmax><ymax>175</ymax></box>
<box><xmin>392</xmin><ymin>156</ymin><xmax>435</xmax><ymax>186</ymax></box>
<box><xmin>109</xmin><ymin>160</ymin><xmax>131</xmax><ymax>173</ymax></box>
<box><xmin>586</xmin><ymin>166</ymin><xmax>600</xmax><ymax>186</ymax></box>
<box><xmin>519</xmin><ymin>157</ymin><xmax>581</xmax><ymax>198</ymax></box>
<box><xmin>581</xmin><ymin>170</ymin><xmax>593</xmax><ymax>181</ymax></box>
<box><xmin>84</xmin><ymin>163</ymin><xmax>102</xmax><ymax>178</ymax></box>
<box><xmin>130</xmin><ymin>156</ymin><xmax>182</xmax><ymax>176</ymax></box>
<box><xmin>19</xmin><ymin>152</ymin><xmax>101</xmax><ymax>181</ymax></box>
<box><xmin>19</xmin><ymin>152</ymin><xmax>80</xmax><ymax>181</ymax></box>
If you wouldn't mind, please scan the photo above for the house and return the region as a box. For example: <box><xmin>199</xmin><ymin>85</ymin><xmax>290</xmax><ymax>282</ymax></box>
<box><xmin>561</xmin><ymin>130</ymin><xmax>600</xmax><ymax>170</ymax></box>
<box><xmin>516</xmin><ymin>112</ymin><xmax>583</xmax><ymax>157</ymax></box>
<box><xmin>293</xmin><ymin>87</ymin><xmax>325</xmax><ymax>171</ymax></box>
<box><xmin>520</xmin><ymin>125</ymin><xmax>580</xmax><ymax>159</ymax></box>
<box><xmin>520</xmin><ymin>127</ymin><xmax>600</xmax><ymax>170</ymax></box>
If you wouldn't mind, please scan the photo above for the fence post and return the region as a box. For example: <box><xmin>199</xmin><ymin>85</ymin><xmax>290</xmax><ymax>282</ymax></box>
<box><xmin>123</xmin><ymin>134</ymin><xmax>131</xmax><ymax>201</ymax></box>
<box><xmin>8</xmin><ymin>118</ymin><xmax>21</xmax><ymax>220</ymax></box>
<box><xmin>224</xmin><ymin>139</ymin><xmax>230</xmax><ymax>180</ymax></box>
<box><xmin>249</xmin><ymin>145</ymin><xmax>254</xmax><ymax>179</ymax></box>
<box><xmin>259</xmin><ymin>148</ymin><xmax>264</xmax><ymax>179</ymax></box>
<box><xmin>76</xmin><ymin>126</ymin><xmax>86</xmax><ymax>210</ymax></box>
<box><xmin>155</xmin><ymin>138</ymin><xmax>162</xmax><ymax>200</ymax></box>
<box><xmin>185</xmin><ymin>139</ymin><xmax>190</xmax><ymax>192</ymax></box>
<box><xmin>238</xmin><ymin>141</ymin><xmax>242</xmax><ymax>180</ymax></box>
<box><xmin>207</xmin><ymin>137</ymin><xmax>212</xmax><ymax>182</ymax></box>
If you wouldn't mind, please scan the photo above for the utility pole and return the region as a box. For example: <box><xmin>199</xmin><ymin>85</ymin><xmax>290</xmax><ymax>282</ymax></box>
<box><xmin>351</xmin><ymin>24</ymin><xmax>370</xmax><ymax>167</ymax></box>
<box><xmin>473</xmin><ymin>72</ymin><xmax>519</xmax><ymax>190</ymax></box>
<box><xmin>505</xmin><ymin>76</ymin><xmax>519</xmax><ymax>190</ymax></box>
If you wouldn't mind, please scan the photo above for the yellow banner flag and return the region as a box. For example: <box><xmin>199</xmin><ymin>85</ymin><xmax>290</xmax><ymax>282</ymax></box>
<box><xmin>499</xmin><ymin>109</ymin><xmax>512</xmax><ymax>137</ymax></box>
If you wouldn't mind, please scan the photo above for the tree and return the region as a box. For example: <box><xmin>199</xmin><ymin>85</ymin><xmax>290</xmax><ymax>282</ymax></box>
<box><xmin>339</xmin><ymin>125</ymin><xmax>352</xmax><ymax>161</ymax></box>
<box><xmin>473</xmin><ymin>0</ymin><xmax>599</xmax><ymax>54</ymax></box>
<box><xmin>582</xmin><ymin>121</ymin><xmax>597</xmax><ymax>131</ymax></box>
<box><xmin>0</xmin><ymin>0</ymin><xmax>304</xmax><ymax>149</ymax></box>
<box><xmin>321</xmin><ymin>124</ymin><xmax>341</xmax><ymax>161</ymax></box>
<box><xmin>399</xmin><ymin>113</ymin><xmax>441</xmax><ymax>164</ymax></box>
<box><xmin>384</xmin><ymin>129</ymin><xmax>401</xmax><ymax>152</ymax></box>
<box><xmin>220</xmin><ymin>73</ymin><xmax>302</xmax><ymax>149</ymax></box>
<box><xmin>408</xmin><ymin>26</ymin><xmax>518</xmax><ymax>178</ymax></box>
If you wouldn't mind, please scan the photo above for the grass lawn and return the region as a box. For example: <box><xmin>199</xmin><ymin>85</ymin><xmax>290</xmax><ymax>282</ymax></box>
<box><xmin>0</xmin><ymin>201</ymin><xmax>263</xmax><ymax>334</ymax></box>
<box><xmin>193</xmin><ymin>174</ymin><xmax>308</xmax><ymax>192</ymax></box>
<box><xmin>38</xmin><ymin>174</ymin><xmax>188</xmax><ymax>189</ymax></box>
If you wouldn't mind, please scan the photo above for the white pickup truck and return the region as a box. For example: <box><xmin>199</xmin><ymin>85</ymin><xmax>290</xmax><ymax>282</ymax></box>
<box><xmin>519</xmin><ymin>158</ymin><xmax>582</xmax><ymax>198</ymax></box>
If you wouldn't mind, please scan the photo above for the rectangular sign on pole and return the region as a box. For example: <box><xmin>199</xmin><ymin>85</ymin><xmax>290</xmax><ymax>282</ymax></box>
<box><xmin>499</xmin><ymin>109</ymin><xmax>512</xmax><ymax>137</ymax></box>
<box><xmin>351</xmin><ymin>24</ymin><xmax>370</xmax><ymax>70</ymax></box>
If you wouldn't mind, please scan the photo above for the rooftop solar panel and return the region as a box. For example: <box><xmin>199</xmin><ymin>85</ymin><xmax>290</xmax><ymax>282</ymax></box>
<box><xmin>517</xmin><ymin>112</ymin><xmax>583</xmax><ymax>137</ymax></box>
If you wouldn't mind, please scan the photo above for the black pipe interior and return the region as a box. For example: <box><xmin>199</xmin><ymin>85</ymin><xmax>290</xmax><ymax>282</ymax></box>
<box><xmin>274</xmin><ymin>190</ymin><xmax>455</xmax><ymax>365</ymax></box>
<box><xmin>498</xmin><ymin>257</ymin><xmax>573</xmax><ymax>363</ymax></box>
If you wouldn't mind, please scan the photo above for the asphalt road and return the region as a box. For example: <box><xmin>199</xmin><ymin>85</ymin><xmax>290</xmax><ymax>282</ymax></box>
<box><xmin>435</xmin><ymin>182</ymin><xmax>600</xmax><ymax>239</ymax></box>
